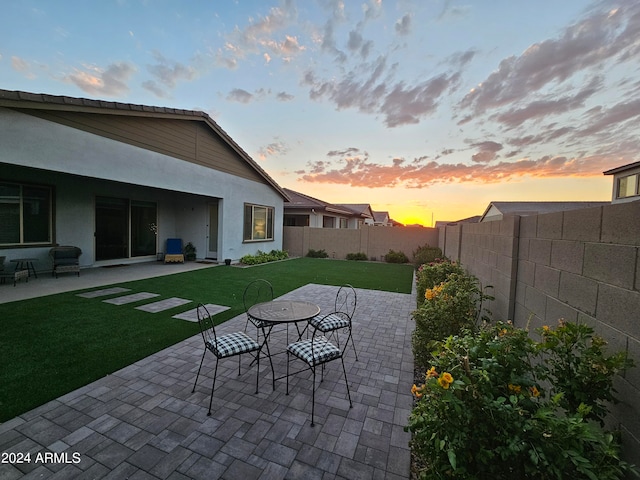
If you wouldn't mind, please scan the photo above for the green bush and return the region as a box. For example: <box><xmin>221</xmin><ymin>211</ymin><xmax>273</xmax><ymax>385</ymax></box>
<box><xmin>306</xmin><ymin>249</ymin><xmax>329</xmax><ymax>258</ymax></box>
<box><xmin>412</xmin><ymin>244</ymin><xmax>443</xmax><ymax>268</ymax></box>
<box><xmin>415</xmin><ymin>259</ymin><xmax>466</xmax><ymax>307</ymax></box>
<box><xmin>240</xmin><ymin>249</ymin><xmax>289</xmax><ymax>265</ymax></box>
<box><xmin>346</xmin><ymin>252</ymin><xmax>368</xmax><ymax>261</ymax></box>
<box><xmin>406</xmin><ymin>322</ymin><xmax>636</xmax><ymax>479</ymax></box>
<box><xmin>411</xmin><ymin>271</ymin><xmax>492</xmax><ymax>367</ymax></box>
<box><xmin>384</xmin><ymin>249</ymin><xmax>409</xmax><ymax>263</ymax></box>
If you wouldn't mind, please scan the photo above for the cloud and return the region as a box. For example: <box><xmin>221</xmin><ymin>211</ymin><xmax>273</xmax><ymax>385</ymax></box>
<box><xmin>257</xmin><ymin>139</ymin><xmax>289</xmax><ymax>160</ymax></box>
<box><xmin>493</xmin><ymin>75</ymin><xmax>603</xmax><ymax>129</ymax></box>
<box><xmin>226</xmin><ymin>88</ymin><xmax>253</xmax><ymax>103</ymax></box>
<box><xmin>470</xmin><ymin>141</ymin><xmax>503</xmax><ymax>163</ymax></box>
<box><xmin>216</xmin><ymin>0</ymin><xmax>303</xmax><ymax>67</ymax></box>
<box><xmin>459</xmin><ymin>4</ymin><xmax>640</xmax><ymax>115</ymax></box>
<box><xmin>65</xmin><ymin>62</ymin><xmax>136</xmax><ymax>96</ymax></box>
<box><xmin>142</xmin><ymin>51</ymin><xmax>197</xmax><ymax>97</ymax></box>
<box><xmin>277</xmin><ymin>91</ymin><xmax>294</xmax><ymax>101</ymax></box>
<box><xmin>297</xmin><ymin>147</ymin><xmax>628</xmax><ymax>188</ymax></box>
<box><xmin>11</xmin><ymin>56</ymin><xmax>36</xmax><ymax>79</ymax></box>
<box><xmin>395</xmin><ymin>14</ymin><xmax>412</xmax><ymax>36</ymax></box>
<box><xmin>304</xmin><ymin>53</ymin><xmax>464</xmax><ymax>127</ymax></box>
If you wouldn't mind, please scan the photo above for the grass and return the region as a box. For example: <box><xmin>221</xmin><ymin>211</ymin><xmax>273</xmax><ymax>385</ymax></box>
<box><xmin>0</xmin><ymin>257</ymin><xmax>414</xmax><ymax>422</ymax></box>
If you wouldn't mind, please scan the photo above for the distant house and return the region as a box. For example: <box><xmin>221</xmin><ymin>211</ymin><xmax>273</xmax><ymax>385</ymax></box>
<box><xmin>283</xmin><ymin>189</ymin><xmax>365</xmax><ymax>228</ymax></box>
<box><xmin>479</xmin><ymin>201</ymin><xmax>608</xmax><ymax>222</ymax></box>
<box><xmin>335</xmin><ymin>203</ymin><xmax>375</xmax><ymax>227</ymax></box>
<box><xmin>372</xmin><ymin>210</ymin><xmax>401</xmax><ymax>226</ymax></box>
<box><xmin>603</xmin><ymin>161</ymin><xmax>640</xmax><ymax>203</ymax></box>
<box><xmin>0</xmin><ymin>89</ymin><xmax>288</xmax><ymax>269</ymax></box>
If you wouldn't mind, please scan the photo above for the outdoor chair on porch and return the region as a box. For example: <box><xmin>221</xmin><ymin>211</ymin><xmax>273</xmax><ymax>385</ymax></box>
<box><xmin>308</xmin><ymin>284</ymin><xmax>358</xmax><ymax>360</ymax></box>
<box><xmin>49</xmin><ymin>246</ymin><xmax>82</xmax><ymax>278</ymax></box>
<box><xmin>164</xmin><ymin>238</ymin><xmax>184</xmax><ymax>263</ymax></box>
<box><xmin>192</xmin><ymin>303</ymin><xmax>261</xmax><ymax>416</ymax></box>
<box><xmin>286</xmin><ymin>311</ymin><xmax>353</xmax><ymax>426</ymax></box>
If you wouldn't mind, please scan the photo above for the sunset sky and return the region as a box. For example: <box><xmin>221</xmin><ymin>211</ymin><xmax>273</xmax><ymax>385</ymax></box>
<box><xmin>2</xmin><ymin>0</ymin><xmax>638</xmax><ymax>225</ymax></box>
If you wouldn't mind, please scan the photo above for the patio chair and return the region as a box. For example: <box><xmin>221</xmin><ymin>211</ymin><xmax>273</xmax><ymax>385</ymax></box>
<box><xmin>286</xmin><ymin>312</ymin><xmax>353</xmax><ymax>426</ymax></box>
<box><xmin>242</xmin><ymin>279</ymin><xmax>274</xmax><ymax>338</ymax></box>
<box><xmin>308</xmin><ymin>284</ymin><xmax>358</xmax><ymax>360</ymax></box>
<box><xmin>192</xmin><ymin>303</ymin><xmax>261</xmax><ymax>416</ymax></box>
<box><xmin>49</xmin><ymin>246</ymin><xmax>82</xmax><ymax>278</ymax></box>
<box><xmin>164</xmin><ymin>238</ymin><xmax>184</xmax><ymax>263</ymax></box>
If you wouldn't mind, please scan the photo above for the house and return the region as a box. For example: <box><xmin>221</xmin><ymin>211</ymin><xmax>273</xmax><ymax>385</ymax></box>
<box><xmin>283</xmin><ymin>189</ymin><xmax>372</xmax><ymax>228</ymax></box>
<box><xmin>335</xmin><ymin>204</ymin><xmax>375</xmax><ymax>227</ymax></box>
<box><xmin>371</xmin><ymin>210</ymin><xmax>402</xmax><ymax>226</ymax></box>
<box><xmin>603</xmin><ymin>161</ymin><xmax>640</xmax><ymax>203</ymax></box>
<box><xmin>0</xmin><ymin>89</ymin><xmax>288</xmax><ymax>270</ymax></box>
<box><xmin>479</xmin><ymin>201</ymin><xmax>608</xmax><ymax>222</ymax></box>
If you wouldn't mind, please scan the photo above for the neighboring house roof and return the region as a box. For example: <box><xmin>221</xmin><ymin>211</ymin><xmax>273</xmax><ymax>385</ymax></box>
<box><xmin>0</xmin><ymin>89</ymin><xmax>288</xmax><ymax>200</ymax></box>
<box><xmin>335</xmin><ymin>203</ymin><xmax>374</xmax><ymax>219</ymax></box>
<box><xmin>372</xmin><ymin>211</ymin><xmax>389</xmax><ymax>223</ymax></box>
<box><xmin>283</xmin><ymin>188</ymin><xmax>354</xmax><ymax>216</ymax></box>
<box><xmin>435</xmin><ymin>215</ymin><xmax>482</xmax><ymax>227</ymax></box>
<box><xmin>480</xmin><ymin>201</ymin><xmax>608</xmax><ymax>222</ymax></box>
<box><xmin>603</xmin><ymin>161</ymin><xmax>640</xmax><ymax>175</ymax></box>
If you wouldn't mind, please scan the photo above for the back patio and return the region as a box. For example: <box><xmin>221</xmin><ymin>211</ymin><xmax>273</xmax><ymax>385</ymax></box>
<box><xmin>0</xmin><ymin>263</ymin><xmax>416</xmax><ymax>479</ymax></box>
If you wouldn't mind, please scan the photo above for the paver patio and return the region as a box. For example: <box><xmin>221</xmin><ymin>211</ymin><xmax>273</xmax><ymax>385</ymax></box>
<box><xmin>0</xmin><ymin>282</ymin><xmax>416</xmax><ymax>479</ymax></box>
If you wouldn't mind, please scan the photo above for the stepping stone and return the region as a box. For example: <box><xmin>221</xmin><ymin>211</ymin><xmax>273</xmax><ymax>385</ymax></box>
<box><xmin>103</xmin><ymin>292</ymin><xmax>159</xmax><ymax>305</ymax></box>
<box><xmin>172</xmin><ymin>304</ymin><xmax>230</xmax><ymax>322</ymax></box>
<box><xmin>136</xmin><ymin>297</ymin><xmax>192</xmax><ymax>313</ymax></box>
<box><xmin>77</xmin><ymin>287</ymin><xmax>131</xmax><ymax>298</ymax></box>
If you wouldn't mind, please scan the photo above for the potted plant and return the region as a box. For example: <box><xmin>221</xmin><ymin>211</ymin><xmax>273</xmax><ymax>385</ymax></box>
<box><xmin>184</xmin><ymin>242</ymin><xmax>196</xmax><ymax>261</ymax></box>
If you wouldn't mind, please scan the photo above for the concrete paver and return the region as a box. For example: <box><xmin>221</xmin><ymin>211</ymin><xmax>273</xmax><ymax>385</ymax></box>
<box><xmin>0</xmin><ymin>262</ymin><xmax>416</xmax><ymax>479</ymax></box>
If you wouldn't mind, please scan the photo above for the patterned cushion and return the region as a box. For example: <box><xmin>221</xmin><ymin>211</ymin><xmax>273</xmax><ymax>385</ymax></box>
<box><xmin>309</xmin><ymin>312</ymin><xmax>350</xmax><ymax>332</ymax></box>
<box><xmin>208</xmin><ymin>331</ymin><xmax>259</xmax><ymax>358</ymax></box>
<box><xmin>287</xmin><ymin>336</ymin><xmax>341</xmax><ymax>366</ymax></box>
<box><xmin>248</xmin><ymin>315</ymin><xmax>267</xmax><ymax>329</ymax></box>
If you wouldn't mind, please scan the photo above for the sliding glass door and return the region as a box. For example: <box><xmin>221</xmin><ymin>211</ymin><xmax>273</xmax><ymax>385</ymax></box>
<box><xmin>95</xmin><ymin>196</ymin><xmax>157</xmax><ymax>261</ymax></box>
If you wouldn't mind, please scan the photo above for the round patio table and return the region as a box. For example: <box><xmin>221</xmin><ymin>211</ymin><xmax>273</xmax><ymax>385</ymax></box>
<box><xmin>247</xmin><ymin>300</ymin><xmax>320</xmax><ymax>389</ymax></box>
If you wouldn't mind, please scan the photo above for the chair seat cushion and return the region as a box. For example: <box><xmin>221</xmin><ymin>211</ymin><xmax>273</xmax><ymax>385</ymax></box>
<box><xmin>208</xmin><ymin>332</ymin><xmax>259</xmax><ymax>358</ymax></box>
<box><xmin>248</xmin><ymin>315</ymin><xmax>267</xmax><ymax>329</ymax></box>
<box><xmin>287</xmin><ymin>337</ymin><xmax>341</xmax><ymax>365</ymax></box>
<box><xmin>309</xmin><ymin>313</ymin><xmax>350</xmax><ymax>332</ymax></box>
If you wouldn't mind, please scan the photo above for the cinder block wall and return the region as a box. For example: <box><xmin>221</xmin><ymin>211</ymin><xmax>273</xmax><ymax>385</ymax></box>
<box><xmin>283</xmin><ymin>225</ymin><xmax>439</xmax><ymax>261</ymax></box>
<box><xmin>442</xmin><ymin>201</ymin><xmax>640</xmax><ymax>466</ymax></box>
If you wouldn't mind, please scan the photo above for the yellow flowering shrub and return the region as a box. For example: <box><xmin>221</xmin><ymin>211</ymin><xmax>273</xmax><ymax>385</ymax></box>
<box><xmin>406</xmin><ymin>322</ymin><xmax>636</xmax><ymax>479</ymax></box>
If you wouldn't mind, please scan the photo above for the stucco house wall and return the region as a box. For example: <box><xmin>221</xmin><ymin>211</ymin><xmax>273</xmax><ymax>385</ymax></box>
<box><xmin>0</xmin><ymin>93</ymin><xmax>285</xmax><ymax>270</ymax></box>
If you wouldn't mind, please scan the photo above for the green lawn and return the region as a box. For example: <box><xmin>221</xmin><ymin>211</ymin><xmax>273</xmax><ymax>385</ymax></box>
<box><xmin>0</xmin><ymin>258</ymin><xmax>414</xmax><ymax>422</ymax></box>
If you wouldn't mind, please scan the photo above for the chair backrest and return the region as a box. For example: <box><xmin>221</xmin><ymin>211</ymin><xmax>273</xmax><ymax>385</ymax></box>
<box><xmin>0</xmin><ymin>256</ymin><xmax>5</xmax><ymax>271</ymax></box>
<box><xmin>196</xmin><ymin>303</ymin><xmax>217</xmax><ymax>346</ymax></box>
<box><xmin>335</xmin><ymin>284</ymin><xmax>357</xmax><ymax>319</ymax></box>
<box><xmin>166</xmin><ymin>238</ymin><xmax>183</xmax><ymax>255</ymax></box>
<box><xmin>243</xmin><ymin>279</ymin><xmax>274</xmax><ymax>312</ymax></box>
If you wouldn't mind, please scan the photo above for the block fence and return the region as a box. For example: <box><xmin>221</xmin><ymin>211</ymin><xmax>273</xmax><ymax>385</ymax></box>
<box><xmin>283</xmin><ymin>225</ymin><xmax>439</xmax><ymax>262</ymax></box>
<box><xmin>440</xmin><ymin>201</ymin><xmax>640</xmax><ymax>466</ymax></box>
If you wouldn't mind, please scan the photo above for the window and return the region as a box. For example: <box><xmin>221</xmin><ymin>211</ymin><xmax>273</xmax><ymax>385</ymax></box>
<box><xmin>0</xmin><ymin>182</ymin><xmax>52</xmax><ymax>246</ymax></box>
<box><xmin>323</xmin><ymin>216</ymin><xmax>335</xmax><ymax>228</ymax></box>
<box><xmin>339</xmin><ymin>218</ymin><xmax>348</xmax><ymax>229</ymax></box>
<box><xmin>244</xmin><ymin>204</ymin><xmax>274</xmax><ymax>241</ymax></box>
<box><xmin>617</xmin><ymin>174</ymin><xmax>639</xmax><ymax>199</ymax></box>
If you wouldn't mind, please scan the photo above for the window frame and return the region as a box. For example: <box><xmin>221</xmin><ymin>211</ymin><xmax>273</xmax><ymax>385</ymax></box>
<box><xmin>617</xmin><ymin>173</ymin><xmax>640</xmax><ymax>199</ymax></box>
<box><xmin>0</xmin><ymin>181</ymin><xmax>53</xmax><ymax>247</ymax></box>
<box><xmin>243</xmin><ymin>203</ymin><xmax>275</xmax><ymax>242</ymax></box>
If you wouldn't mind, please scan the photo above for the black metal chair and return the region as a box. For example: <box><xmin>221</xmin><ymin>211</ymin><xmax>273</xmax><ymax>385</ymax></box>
<box><xmin>243</xmin><ymin>279</ymin><xmax>274</xmax><ymax>337</ymax></box>
<box><xmin>192</xmin><ymin>303</ymin><xmax>261</xmax><ymax>416</ymax></box>
<box><xmin>286</xmin><ymin>312</ymin><xmax>353</xmax><ymax>426</ymax></box>
<box><xmin>308</xmin><ymin>284</ymin><xmax>358</xmax><ymax>360</ymax></box>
